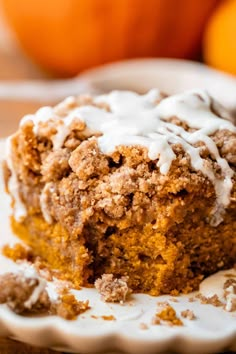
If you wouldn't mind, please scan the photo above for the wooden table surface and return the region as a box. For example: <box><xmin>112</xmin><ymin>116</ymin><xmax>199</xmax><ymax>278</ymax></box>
<box><xmin>0</xmin><ymin>338</ymin><xmax>61</xmax><ymax>354</ymax></box>
<box><xmin>1</xmin><ymin>337</ymin><xmax>235</xmax><ymax>354</ymax></box>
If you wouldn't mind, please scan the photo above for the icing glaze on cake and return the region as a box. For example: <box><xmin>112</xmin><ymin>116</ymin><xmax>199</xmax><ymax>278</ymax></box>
<box><xmin>6</xmin><ymin>89</ymin><xmax>236</xmax><ymax>225</ymax></box>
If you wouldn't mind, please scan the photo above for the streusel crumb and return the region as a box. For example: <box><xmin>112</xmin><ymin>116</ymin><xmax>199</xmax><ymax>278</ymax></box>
<box><xmin>0</xmin><ymin>272</ymin><xmax>50</xmax><ymax>314</ymax></box>
<box><xmin>181</xmin><ymin>309</ymin><xmax>196</xmax><ymax>320</ymax></box>
<box><xmin>95</xmin><ymin>274</ymin><xmax>131</xmax><ymax>303</ymax></box>
<box><xmin>196</xmin><ymin>294</ymin><xmax>224</xmax><ymax>307</ymax></box>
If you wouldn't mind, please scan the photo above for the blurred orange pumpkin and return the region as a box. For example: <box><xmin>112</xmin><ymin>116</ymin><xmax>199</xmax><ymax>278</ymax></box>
<box><xmin>204</xmin><ymin>0</ymin><xmax>236</xmax><ymax>76</ymax></box>
<box><xmin>1</xmin><ymin>0</ymin><xmax>218</xmax><ymax>77</ymax></box>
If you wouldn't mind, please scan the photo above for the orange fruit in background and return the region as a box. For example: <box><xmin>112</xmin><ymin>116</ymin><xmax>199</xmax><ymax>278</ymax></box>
<box><xmin>203</xmin><ymin>0</ymin><xmax>236</xmax><ymax>76</ymax></box>
<box><xmin>2</xmin><ymin>0</ymin><xmax>218</xmax><ymax>77</ymax></box>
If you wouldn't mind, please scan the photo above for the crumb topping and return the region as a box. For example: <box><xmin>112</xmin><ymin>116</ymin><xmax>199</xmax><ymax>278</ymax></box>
<box><xmin>0</xmin><ymin>271</ymin><xmax>90</xmax><ymax>320</ymax></box>
<box><xmin>95</xmin><ymin>274</ymin><xmax>131</xmax><ymax>303</ymax></box>
<box><xmin>6</xmin><ymin>89</ymin><xmax>236</xmax><ymax>225</ymax></box>
<box><xmin>181</xmin><ymin>309</ymin><xmax>196</xmax><ymax>320</ymax></box>
<box><xmin>0</xmin><ymin>272</ymin><xmax>50</xmax><ymax>314</ymax></box>
<box><xmin>196</xmin><ymin>293</ymin><xmax>224</xmax><ymax>307</ymax></box>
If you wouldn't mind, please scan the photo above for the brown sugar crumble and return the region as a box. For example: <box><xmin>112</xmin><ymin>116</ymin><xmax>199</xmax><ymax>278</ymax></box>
<box><xmin>0</xmin><ymin>272</ymin><xmax>90</xmax><ymax>320</ymax></box>
<box><xmin>95</xmin><ymin>274</ymin><xmax>131</xmax><ymax>303</ymax></box>
<box><xmin>196</xmin><ymin>293</ymin><xmax>224</xmax><ymax>307</ymax></box>
<box><xmin>0</xmin><ymin>272</ymin><xmax>50</xmax><ymax>314</ymax></box>
<box><xmin>181</xmin><ymin>309</ymin><xmax>196</xmax><ymax>320</ymax></box>
<box><xmin>1</xmin><ymin>242</ymin><xmax>89</xmax><ymax>320</ymax></box>
<box><xmin>152</xmin><ymin>304</ymin><xmax>183</xmax><ymax>326</ymax></box>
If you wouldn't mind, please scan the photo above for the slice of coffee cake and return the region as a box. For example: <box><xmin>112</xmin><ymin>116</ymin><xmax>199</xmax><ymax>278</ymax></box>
<box><xmin>4</xmin><ymin>89</ymin><xmax>236</xmax><ymax>295</ymax></box>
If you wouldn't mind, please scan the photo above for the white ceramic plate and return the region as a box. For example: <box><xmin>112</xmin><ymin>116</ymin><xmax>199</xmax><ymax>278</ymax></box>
<box><xmin>0</xmin><ymin>138</ymin><xmax>235</xmax><ymax>354</ymax></box>
<box><xmin>1</xmin><ymin>58</ymin><xmax>236</xmax><ymax>107</ymax></box>
<box><xmin>79</xmin><ymin>59</ymin><xmax>236</xmax><ymax>111</ymax></box>
<box><xmin>1</xmin><ymin>59</ymin><xmax>236</xmax><ymax>138</ymax></box>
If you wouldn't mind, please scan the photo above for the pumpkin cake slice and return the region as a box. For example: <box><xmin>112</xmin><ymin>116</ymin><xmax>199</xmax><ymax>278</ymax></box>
<box><xmin>3</xmin><ymin>89</ymin><xmax>236</xmax><ymax>295</ymax></box>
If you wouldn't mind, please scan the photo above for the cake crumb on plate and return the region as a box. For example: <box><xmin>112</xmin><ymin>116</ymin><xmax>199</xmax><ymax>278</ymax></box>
<box><xmin>152</xmin><ymin>303</ymin><xmax>183</xmax><ymax>326</ymax></box>
<box><xmin>2</xmin><ymin>243</ymin><xmax>33</xmax><ymax>263</ymax></box>
<box><xmin>139</xmin><ymin>322</ymin><xmax>149</xmax><ymax>330</ymax></box>
<box><xmin>95</xmin><ymin>274</ymin><xmax>131</xmax><ymax>303</ymax></box>
<box><xmin>0</xmin><ymin>272</ymin><xmax>50</xmax><ymax>314</ymax></box>
<box><xmin>53</xmin><ymin>293</ymin><xmax>90</xmax><ymax>320</ymax></box>
<box><xmin>196</xmin><ymin>294</ymin><xmax>224</xmax><ymax>307</ymax></box>
<box><xmin>181</xmin><ymin>309</ymin><xmax>196</xmax><ymax>320</ymax></box>
<box><xmin>101</xmin><ymin>315</ymin><xmax>116</xmax><ymax>321</ymax></box>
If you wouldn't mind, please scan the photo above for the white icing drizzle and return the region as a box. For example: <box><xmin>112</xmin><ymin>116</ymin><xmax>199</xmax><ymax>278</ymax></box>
<box><xmin>5</xmin><ymin>136</ymin><xmax>27</xmax><ymax>221</ymax></box>
<box><xmin>40</xmin><ymin>183</ymin><xmax>54</xmax><ymax>224</ymax></box>
<box><xmin>225</xmin><ymin>285</ymin><xmax>236</xmax><ymax>312</ymax></box>
<box><xmin>8</xmin><ymin>89</ymin><xmax>236</xmax><ymax>225</ymax></box>
<box><xmin>17</xmin><ymin>264</ymin><xmax>47</xmax><ymax>309</ymax></box>
<box><xmin>24</xmin><ymin>277</ymin><xmax>47</xmax><ymax>309</ymax></box>
<box><xmin>157</xmin><ymin>90</ymin><xmax>233</xmax><ymax>132</ymax></box>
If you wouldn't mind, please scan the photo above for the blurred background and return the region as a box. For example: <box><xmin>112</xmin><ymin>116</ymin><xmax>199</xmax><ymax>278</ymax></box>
<box><xmin>0</xmin><ymin>0</ymin><xmax>236</xmax><ymax>136</ymax></box>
